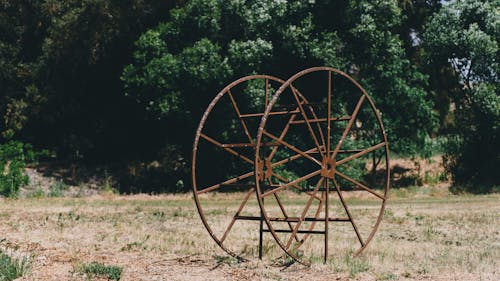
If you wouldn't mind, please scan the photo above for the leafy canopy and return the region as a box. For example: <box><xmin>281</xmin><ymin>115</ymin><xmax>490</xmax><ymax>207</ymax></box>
<box><xmin>123</xmin><ymin>0</ymin><xmax>437</xmax><ymax>156</ymax></box>
<box><xmin>424</xmin><ymin>0</ymin><xmax>499</xmax><ymax>191</ymax></box>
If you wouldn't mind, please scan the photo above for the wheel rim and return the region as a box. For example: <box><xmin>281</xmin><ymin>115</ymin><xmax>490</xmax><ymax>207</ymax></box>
<box><xmin>192</xmin><ymin>75</ymin><xmax>324</xmax><ymax>260</ymax></box>
<box><xmin>254</xmin><ymin>67</ymin><xmax>390</xmax><ymax>265</ymax></box>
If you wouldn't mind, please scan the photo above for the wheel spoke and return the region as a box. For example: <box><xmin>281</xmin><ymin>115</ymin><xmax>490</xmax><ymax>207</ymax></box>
<box><xmin>200</xmin><ymin>133</ymin><xmax>253</xmax><ymax>165</ymax></box>
<box><xmin>268</xmin><ymin>97</ymin><xmax>310</xmax><ymax>161</ymax></box>
<box><xmin>272</xmin><ymin>190</ymin><xmax>300</xmax><ymax>242</ymax></box>
<box><xmin>306</xmin><ymin>101</ymin><xmax>327</xmax><ymax>159</ymax></box>
<box><xmin>327</xmin><ymin>71</ymin><xmax>332</xmax><ymax>157</ymax></box>
<box><xmin>332</xmin><ymin>178</ymin><xmax>365</xmax><ymax>247</ymax></box>
<box><xmin>261</xmin><ymin>170</ymin><xmax>321</xmax><ymax>198</ymax></box>
<box><xmin>270</xmin><ymin>147</ymin><xmax>321</xmax><ymax>168</ymax></box>
<box><xmin>267</xmin><ymin>112</ymin><xmax>299</xmax><ymax>161</ymax></box>
<box><xmin>220</xmin><ymin>188</ymin><xmax>255</xmax><ymax>243</ymax></box>
<box><xmin>227</xmin><ymin>90</ymin><xmax>254</xmax><ymax>144</ymax></box>
<box><xmin>197</xmin><ymin>171</ymin><xmax>254</xmax><ymax>194</ymax></box>
<box><xmin>331</xmin><ymin>95</ymin><xmax>366</xmax><ymax>159</ymax></box>
<box><xmin>271</xmin><ymin>172</ymin><xmax>322</xmax><ymax>201</ymax></box>
<box><xmin>265</xmin><ymin>78</ymin><xmax>269</xmax><ymax>108</ymax></box>
<box><xmin>336</xmin><ymin>142</ymin><xmax>386</xmax><ymax>166</ymax></box>
<box><xmin>262</xmin><ymin>130</ymin><xmax>322</xmax><ymax>166</ymax></box>
<box><xmin>285</xmin><ymin>177</ymin><xmax>324</xmax><ymax>249</ymax></box>
<box><xmin>335</xmin><ymin>170</ymin><xmax>385</xmax><ymax>200</ymax></box>
<box><xmin>290</xmin><ymin>116</ymin><xmax>351</xmax><ymax>124</ymax></box>
<box><xmin>290</xmin><ymin>86</ymin><xmax>325</xmax><ymax>158</ymax></box>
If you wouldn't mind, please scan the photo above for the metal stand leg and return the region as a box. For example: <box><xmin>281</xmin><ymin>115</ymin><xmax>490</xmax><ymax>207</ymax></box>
<box><xmin>259</xmin><ymin>196</ymin><xmax>264</xmax><ymax>260</ymax></box>
<box><xmin>324</xmin><ymin>179</ymin><xmax>329</xmax><ymax>264</ymax></box>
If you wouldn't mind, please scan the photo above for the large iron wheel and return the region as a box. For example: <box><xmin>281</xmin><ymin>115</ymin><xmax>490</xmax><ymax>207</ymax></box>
<box><xmin>254</xmin><ymin>67</ymin><xmax>390</xmax><ymax>265</ymax></box>
<box><xmin>192</xmin><ymin>75</ymin><xmax>323</xmax><ymax>261</ymax></box>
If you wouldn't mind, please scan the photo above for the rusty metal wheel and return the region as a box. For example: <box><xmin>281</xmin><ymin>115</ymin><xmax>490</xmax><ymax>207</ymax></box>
<box><xmin>192</xmin><ymin>75</ymin><xmax>322</xmax><ymax>261</ymax></box>
<box><xmin>254</xmin><ymin>67</ymin><xmax>390</xmax><ymax>265</ymax></box>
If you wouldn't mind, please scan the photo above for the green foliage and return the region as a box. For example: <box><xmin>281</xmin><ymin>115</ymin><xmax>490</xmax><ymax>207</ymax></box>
<box><xmin>0</xmin><ymin>0</ymin><xmax>177</xmax><ymax>160</ymax></box>
<box><xmin>48</xmin><ymin>181</ymin><xmax>68</xmax><ymax>197</ymax></box>
<box><xmin>0</xmin><ymin>249</ymin><xmax>31</xmax><ymax>281</ymax></box>
<box><xmin>0</xmin><ymin>141</ymin><xmax>35</xmax><ymax>198</ymax></box>
<box><xmin>123</xmin><ymin>0</ymin><xmax>438</xmax><ymax>188</ymax></box>
<box><xmin>76</xmin><ymin>262</ymin><xmax>122</xmax><ymax>281</ymax></box>
<box><xmin>444</xmin><ymin>84</ymin><xmax>500</xmax><ymax>192</ymax></box>
<box><xmin>1</xmin><ymin>0</ymin><xmax>496</xmax><ymax>193</ymax></box>
<box><xmin>424</xmin><ymin>0</ymin><xmax>499</xmax><ymax>191</ymax></box>
<box><xmin>423</xmin><ymin>0</ymin><xmax>499</xmax><ymax>87</ymax></box>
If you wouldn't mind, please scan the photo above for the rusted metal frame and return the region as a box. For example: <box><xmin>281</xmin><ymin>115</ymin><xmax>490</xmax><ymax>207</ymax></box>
<box><xmin>197</xmin><ymin>170</ymin><xmax>254</xmax><ymax>194</ymax></box>
<box><xmin>258</xmin><ymin>140</ymin><xmax>268</xmax><ymax>260</ymax></box>
<box><xmin>271</xmin><ymin>172</ymin><xmax>322</xmax><ymax>201</ymax></box>
<box><xmin>285</xmin><ymin>177</ymin><xmax>325</xmax><ymax>250</ymax></box>
<box><xmin>290</xmin><ymin>86</ymin><xmax>325</xmax><ymax>158</ymax></box>
<box><xmin>199</xmin><ymin>133</ymin><xmax>253</xmax><ymax>165</ymax></box>
<box><xmin>335</xmin><ymin>170</ymin><xmax>385</xmax><ymax>200</ymax></box>
<box><xmin>265</xmin><ymin>78</ymin><xmax>269</xmax><ymax>108</ymax></box>
<box><xmin>220</xmin><ymin>142</ymin><xmax>280</xmax><ymax>148</ymax></box>
<box><xmin>220</xmin><ymin>188</ymin><xmax>255</xmax><ymax>244</ymax></box>
<box><xmin>332</xmin><ymin>177</ymin><xmax>365</xmax><ymax>247</ymax></box>
<box><xmin>262</xmin><ymin>130</ymin><xmax>322</xmax><ymax>166</ymax></box>
<box><xmin>308</xmin><ymin>149</ymin><xmax>363</xmax><ymax>155</ymax></box>
<box><xmin>270</xmin><ymin>147</ymin><xmax>321</xmax><ymax>168</ymax></box>
<box><xmin>290</xmin><ymin>116</ymin><xmax>351</xmax><ymax>124</ymax></box>
<box><xmin>327</xmin><ymin>71</ymin><xmax>332</xmax><ymax>157</ymax></box>
<box><xmin>261</xmin><ymin>170</ymin><xmax>321</xmax><ymax>198</ymax></box>
<box><xmin>259</xmin><ymin>196</ymin><xmax>264</xmax><ymax>259</ymax></box>
<box><xmin>267</xmin><ymin>109</ymin><xmax>300</xmax><ymax>161</ymax></box>
<box><xmin>227</xmin><ymin>90</ymin><xmax>254</xmax><ymax>144</ymax></box>
<box><xmin>331</xmin><ymin>95</ymin><xmax>366</xmax><ymax>160</ymax></box>
<box><xmin>336</xmin><ymin>142</ymin><xmax>386</xmax><ymax>166</ymax></box>
<box><xmin>192</xmin><ymin>75</ymin><xmax>288</xmax><ymax>261</ymax></box>
<box><xmin>293</xmin><ymin>192</ymin><xmax>325</xmax><ymax>248</ymax></box>
<box><xmin>235</xmin><ymin>215</ymin><xmax>348</xmax><ymax>222</ymax></box>
<box><xmin>337</xmin><ymin>149</ymin><xmax>365</xmax><ymax>154</ymax></box>
<box><xmin>240</xmin><ymin>110</ymin><xmax>300</xmax><ymax>118</ymax></box>
<box><xmin>267</xmin><ymin>95</ymin><xmax>311</xmax><ymax>161</ymax></box>
<box><xmin>269</xmin><ymin>178</ymin><xmax>301</xmax><ymax>243</ymax></box>
<box><xmin>323</xmin><ymin>74</ymin><xmax>332</xmax><ymax>264</ymax></box>
<box><xmin>303</xmin><ymin>93</ymin><xmax>327</xmax><ymax>157</ymax></box>
<box><xmin>263</xmin><ymin>229</ymin><xmax>324</xmax><ymax>234</ymax></box>
<box><xmin>273</xmin><ymin>193</ymin><xmax>300</xmax><ymax>243</ymax></box>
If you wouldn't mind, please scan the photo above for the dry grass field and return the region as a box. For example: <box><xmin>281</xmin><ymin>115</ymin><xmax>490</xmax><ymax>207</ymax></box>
<box><xmin>0</xmin><ymin>188</ymin><xmax>498</xmax><ymax>280</ymax></box>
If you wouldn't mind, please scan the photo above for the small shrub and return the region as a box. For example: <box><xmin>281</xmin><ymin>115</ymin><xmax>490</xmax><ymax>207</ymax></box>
<box><xmin>48</xmin><ymin>181</ymin><xmax>68</xmax><ymax>197</ymax></box>
<box><xmin>0</xmin><ymin>249</ymin><xmax>31</xmax><ymax>281</ymax></box>
<box><xmin>0</xmin><ymin>141</ymin><xmax>35</xmax><ymax>198</ymax></box>
<box><xmin>76</xmin><ymin>262</ymin><xmax>122</xmax><ymax>281</ymax></box>
<box><xmin>25</xmin><ymin>187</ymin><xmax>45</xmax><ymax>198</ymax></box>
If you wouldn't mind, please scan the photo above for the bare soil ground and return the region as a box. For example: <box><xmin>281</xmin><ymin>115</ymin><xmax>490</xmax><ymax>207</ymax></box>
<box><xmin>0</xmin><ymin>188</ymin><xmax>498</xmax><ymax>280</ymax></box>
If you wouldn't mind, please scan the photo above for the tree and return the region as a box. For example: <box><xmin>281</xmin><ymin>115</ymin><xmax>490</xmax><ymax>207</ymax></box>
<box><xmin>123</xmin><ymin>0</ymin><xmax>438</xmax><ymax>189</ymax></box>
<box><xmin>0</xmin><ymin>0</ymin><xmax>177</xmax><ymax>160</ymax></box>
<box><xmin>423</xmin><ymin>0</ymin><xmax>499</xmax><ymax>191</ymax></box>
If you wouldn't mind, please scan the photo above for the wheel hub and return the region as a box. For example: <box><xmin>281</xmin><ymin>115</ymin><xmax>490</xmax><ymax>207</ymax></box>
<box><xmin>321</xmin><ymin>156</ymin><xmax>336</xmax><ymax>179</ymax></box>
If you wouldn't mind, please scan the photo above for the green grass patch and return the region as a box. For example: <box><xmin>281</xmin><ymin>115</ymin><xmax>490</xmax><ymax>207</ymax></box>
<box><xmin>0</xmin><ymin>249</ymin><xmax>31</xmax><ymax>281</ymax></box>
<box><xmin>76</xmin><ymin>262</ymin><xmax>122</xmax><ymax>281</ymax></box>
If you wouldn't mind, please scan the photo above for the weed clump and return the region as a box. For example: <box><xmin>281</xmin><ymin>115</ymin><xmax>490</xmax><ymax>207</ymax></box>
<box><xmin>0</xmin><ymin>141</ymin><xmax>36</xmax><ymax>198</ymax></box>
<box><xmin>0</xmin><ymin>248</ymin><xmax>31</xmax><ymax>281</ymax></box>
<box><xmin>76</xmin><ymin>262</ymin><xmax>122</xmax><ymax>281</ymax></box>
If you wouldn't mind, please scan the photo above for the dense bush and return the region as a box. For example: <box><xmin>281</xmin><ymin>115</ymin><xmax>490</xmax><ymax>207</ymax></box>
<box><xmin>424</xmin><ymin>0</ymin><xmax>499</xmax><ymax>192</ymax></box>
<box><xmin>445</xmin><ymin>84</ymin><xmax>500</xmax><ymax>193</ymax></box>
<box><xmin>0</xmin><ymin>141</ymin><xmax>35</xmax><ymax>197</ymax></box>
